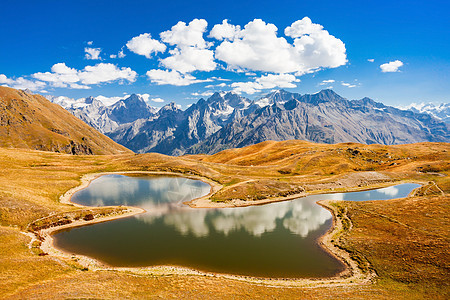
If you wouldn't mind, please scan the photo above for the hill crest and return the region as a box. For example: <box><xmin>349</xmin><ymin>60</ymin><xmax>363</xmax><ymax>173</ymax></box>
<box><xmin>0</xmin><ymin>86</ymin><xmax>132</xmax><ymax>155</ymax></box>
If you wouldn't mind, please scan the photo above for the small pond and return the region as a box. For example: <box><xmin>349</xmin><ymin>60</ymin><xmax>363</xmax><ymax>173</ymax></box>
<box><xmin>53</xmin><ymin>174</ymin><xmax>419</xmax><ymax>278</ymax></box>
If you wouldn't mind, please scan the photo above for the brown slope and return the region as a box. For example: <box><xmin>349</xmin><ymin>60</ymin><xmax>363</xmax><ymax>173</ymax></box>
<box><xmin>184</xmin><ymin>140</ymin><xmax>449</xmax><ymax>203</ymax></box>
<box><xmin>186</xmin><ymin>139</ymin><xmax>449</xmax><ymax>175</ymax></box>
<box><xmin>0</xmin><ymin>86</ymin><xmax>132</xmax><ymax>155</ymax></box>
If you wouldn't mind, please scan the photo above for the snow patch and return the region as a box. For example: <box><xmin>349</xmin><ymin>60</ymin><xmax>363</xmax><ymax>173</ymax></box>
<box><xmin>255</xmin><ymin>97</ymin><xmax>270</xmax><ymax>107</ymax></box>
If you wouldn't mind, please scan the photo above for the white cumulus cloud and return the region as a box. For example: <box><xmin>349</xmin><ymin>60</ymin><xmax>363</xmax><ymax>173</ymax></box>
<box><xmin>126</xmin><ymin>33</ymin><xmax>166</xmax><ymax>58</ymax></box>
<box><xmin>85</xmin><ymin>47</ymin><xmax>102</xmax><ymax>60</ymax></box>
<box><xmin>151</xmin><ymin>97</ymin><xmax>165</xmax><ymax>103</ymax></box>
<box><xmin>214</xmin><ymin>17</ymin><xmax>347</xmax><ymax>74</ymax></box>
<box><xmin>192</xmin><ymin>91</ymin><xmax>214</xmax><ymax>97</ymax></box>
<box><xmin>231</xmin><ymin>81</ymin><xmax>261</xmax><ymax>94</ymax></box>
<box><xmin>110</xmin><ymin>48</ymin><xmax>126</xmax><ymax>59</ymax></box>
<box><xmin>205</xmin><ymin>82</ymin><xmax>228</xmax><ymax>89</ymax></box>
<box><xmin>232</xmin><ymin>73</ymin><xmax>300</xmax><ymax>94</ymax></box>
<box><xmin>380</xmin><ymin>60</ymin><xmax>403</xmax><ymax>72</ymax></box>
<box><xmin>285</xmin><ymin>17</ymin><xmax>347</xmax><ymax>73</ymax></box>
<box><xmin>33</xmin><ymin>63</ymin><xmax>80</xmax><ymax>88</ymax></box>
<box><xmin>146</xmin><ymin>69</ymin><xmax>210</xmax><ymax>86</ymax></box>
<box><xmin>117</xmin><ymin>49</ymin><xmax>126</xmax><ymax>58</ymax></box>
<box><xmin>257</xmin><ymin>73</ymin><xmax>300</xmax><ymax>89</ymax></box>
<box><xmin>0</xmin><ymin>74</ymin><xmax>12</xmax><ymax>84</ymax></box>
<box><xmin>209</xmin><ymin>19</ymin><xmax>241</xmax><ymax>40</ymax></box>
<box><xmin>0</xmin><ymin>74</ymin><xmax>47</xmax><ymax>91</ymax></box>
<box><xmin>159</xmin><ymin>19</ymin><xmax>216</xmax><ymax>73</ymax></box>
<box><xmin>320</xmin><ymin>79</ymin><xmax>335</xmax><ymax>85</ymax></box>
<box><xmin>215</xmin><ymin>19</ymin><xmax>292</xmax><ymax>73</ymax></box>
<box><xmin>32</xmin><ymin>62</ymin><xmax>137</xmax><ymax>88</ymax></box>
<box><xmin>68</xmin><ymin>83</ymin><xmax>91</xmax><ymax>89</ymax></box>
<box><xmin>79</xmin><ymin>63</ymin><xmax>137</xmax><ymax>84</ymax></box>
<box><xmin>341</xmin><ymin>82</ymin><xmax>356</xmax><ymax>88</ymax></box>
<box><xmin>160</xmin><ymin>46</ymin><xmax>216</xmax><ymax>73</ymax></box>
<box><xmin>160</xmin><ymin>18</ymin><xmax>209</xmax><ymax>48</ymax></box>
<box><xmin>210</xmin><ymin>76</ymin><xmax>231</xmax><ymax>81</ymax></box>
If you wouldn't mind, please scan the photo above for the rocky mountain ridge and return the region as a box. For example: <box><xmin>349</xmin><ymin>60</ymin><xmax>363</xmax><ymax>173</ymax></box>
<box><xmin>108</xmin><ymin>91</ymin><xmax>250</xmax><ymax>155</ymax></box>
<box><xmin>399</xmin><ymin>102</ymin><xmax>450</xmax><ymax>124</ymax></box>
<box><xmin>48</xmin><ymin>89</ymin><xmax>449</xmax><ymax>155</ymax></box>
<box><xmin>47</xmin><ymin>94</ymin><xmax>158</xmax><ymax>134</ymax></box>
<box><xmin>189</xmin><ymin>90</ymin><xmax>449</xmax><ymax>154</ymax></box>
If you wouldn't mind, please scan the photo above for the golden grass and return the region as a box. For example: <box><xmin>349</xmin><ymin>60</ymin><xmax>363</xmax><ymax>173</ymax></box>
<box><xmin>333</xmin><ymin>195</ymin><xmax>450</xmax><ymax>298</ymax></box>
<box><xmin>0</xmin><ymin>140</ymin><xmax>449</xmax><ymax>299</ymax></box>
<box><xmin>0</xmin><ymin>86</ymin><xmax>131</xmax><ymax>155</ymax></box>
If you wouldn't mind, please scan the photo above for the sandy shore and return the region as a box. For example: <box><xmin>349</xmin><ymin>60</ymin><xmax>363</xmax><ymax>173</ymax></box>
<box><xmin>38</xmin><ymin>206</ymin><xmax>145</xmax><ymax>270</ymax></box>
<box><xmin>33</xmin><ymin>170</ymin><xmax>422</xmax><ymax>288</ymax></box>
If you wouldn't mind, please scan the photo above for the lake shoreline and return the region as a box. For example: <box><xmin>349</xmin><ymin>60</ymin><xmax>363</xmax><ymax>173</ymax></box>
<box><xmin>33</xmin><ymin>171</ymin><xmax>421</xmax><ymax>288</ymax></box>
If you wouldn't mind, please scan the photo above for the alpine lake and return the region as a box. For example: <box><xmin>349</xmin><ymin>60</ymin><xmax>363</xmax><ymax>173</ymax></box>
<box><xmin>53</xmin><ymin>174</ymin><xmax>420</xmax><ymax>278</ymax></box>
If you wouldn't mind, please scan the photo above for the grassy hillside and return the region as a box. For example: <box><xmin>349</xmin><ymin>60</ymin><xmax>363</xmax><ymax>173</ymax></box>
<box><xmin>187</xmin><ymin>140</ymin><xmax>449</xmax><ymax>202</ymax></box>
<box><xmin>0</xmin><ymin>87</ymin><xmax>131</xmax><ymax>155</ymax></box>
<box><xmin>0</xmin><ymin>140</ymin><xmax>448</xmax><ymax>298</ymax></box>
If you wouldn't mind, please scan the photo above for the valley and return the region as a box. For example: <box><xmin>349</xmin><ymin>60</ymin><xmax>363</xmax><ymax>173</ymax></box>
<box><xmin>2</xmin><ymin>2</ymin><xmax>449</xmax><ymax>298</ymax></box>
<box><xmin>0</xmin><ymin>139</ymin><xmax>448</xmax><ymax>298</ymax></box>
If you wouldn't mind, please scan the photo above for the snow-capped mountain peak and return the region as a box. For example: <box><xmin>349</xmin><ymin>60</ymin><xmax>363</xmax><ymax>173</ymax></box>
<box><xmin>398</xmin><ymin>102</ymin><xmax>450</xmax><ymax>123</ymax></box>
<box><xmin>160</xmin><ymin>102</ymin><xmax>181</xmax><ymax>112</ymax></box>
<box><xmin>253</xmin><ymin>89</ymin><xmax>300</xmax><ymax>108</ymax></box>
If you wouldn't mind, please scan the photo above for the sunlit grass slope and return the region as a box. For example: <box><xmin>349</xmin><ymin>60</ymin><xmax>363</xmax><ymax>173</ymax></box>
<box><xmin>0</xmin><ymin>139</ymin><xmax>448</xmax><ymax>299</ymax></box>
<box><xmin>0</xmin><ymin>86</ymin><xmax>131</xmax><ymax>155</ymax></box>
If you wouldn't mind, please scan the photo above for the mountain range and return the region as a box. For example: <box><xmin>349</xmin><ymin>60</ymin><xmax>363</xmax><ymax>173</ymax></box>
<box><xmin>48</xmin><ymin>89</ymin><xmax>450</xmax><ymax>155</ymax></box>
<box><xmin>46</xmin><ymin>94</ymin><xmax>157</xmax><ymax>133</ymax></box>
<box><xmin>400</xmin><ymin>102</ymin><xmax>450</xmax><ymax>124</ymax></box>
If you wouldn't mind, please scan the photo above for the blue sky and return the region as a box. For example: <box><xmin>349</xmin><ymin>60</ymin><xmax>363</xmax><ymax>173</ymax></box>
<box><xmin>1</xmin><ymin>0</ymin><xmax>449</xmax><ymax>108</ymax></box>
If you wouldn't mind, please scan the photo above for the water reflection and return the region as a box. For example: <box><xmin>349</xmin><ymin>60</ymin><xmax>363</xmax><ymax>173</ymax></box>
<box><xmin>72</xmin><ymin>175</ymin><xmax>211</xmax><ymax>207</ymax></box>
<box><xmin>58</xmin><ymin>176</ymin><xmax>420</xmax><ymax>277</ymax></box>
<box><xmin>377</xmin><ymin>186</ymin><xmax>399</xmax><ymax>197</ymax></box>
<box><xmin>73</xmin><ymin>176</ymin><xmax>419</xmax><ymax>240</ymax></box>
<box><xmin>136</xmin><ymin>198</ymin><xmax>331</xmax><ymax>238</ymax></box>
<box><xmin>321</xmin><ymin>183</ymin><xmax>415</xmax><ymax>201</ymax></box>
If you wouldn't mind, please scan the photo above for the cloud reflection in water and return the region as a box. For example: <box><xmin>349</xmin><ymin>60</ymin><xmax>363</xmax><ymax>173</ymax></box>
<box><xmin>72</xmin><ymin>175</ymin><xmax>419</xmax><ymax>240</ymax></box>
<box><xmin>136</xmin><ymin>198</ymin><xmax>332</xmax><ymax>238</ymax></box>
<box><xmin>72</xmin><ymin>174</ymin><xmax>211</xmax><ymax>207</ymax></box>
